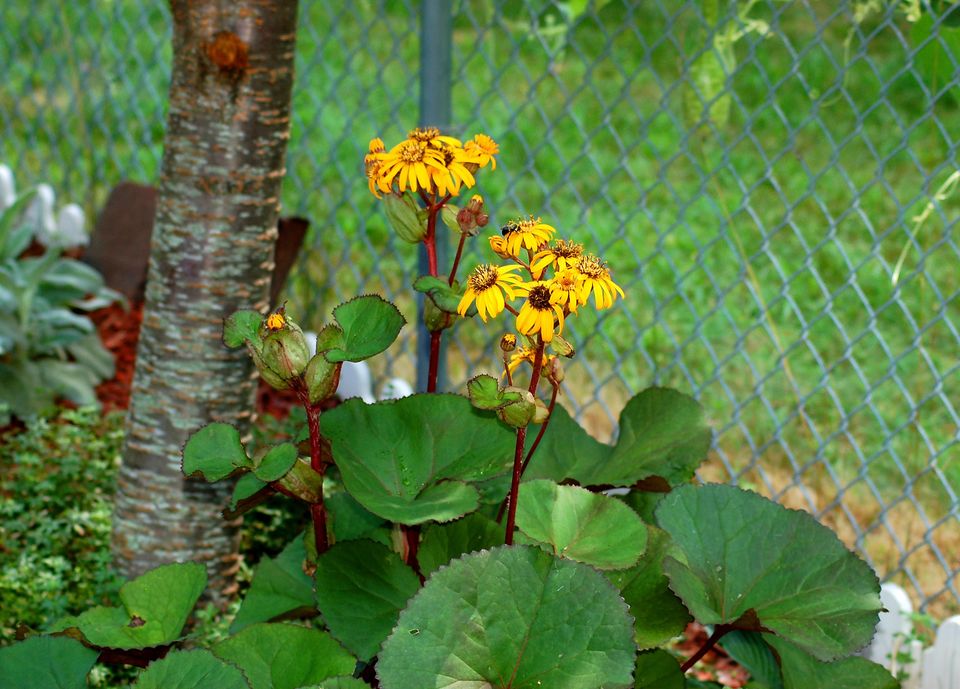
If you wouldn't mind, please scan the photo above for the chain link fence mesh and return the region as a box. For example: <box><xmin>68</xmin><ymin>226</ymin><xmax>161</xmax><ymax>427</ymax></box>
<box><xmin>1</xmin><ymin>0</ymin><xmax>957</xmax><ymax>614</ymax></box>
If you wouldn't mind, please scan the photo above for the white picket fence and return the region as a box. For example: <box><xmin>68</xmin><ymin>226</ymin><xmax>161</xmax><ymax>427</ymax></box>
<box><xmin>865</xmin><ymin>583</ymin><xmax>960</xmax><ymax>688</ymax></box>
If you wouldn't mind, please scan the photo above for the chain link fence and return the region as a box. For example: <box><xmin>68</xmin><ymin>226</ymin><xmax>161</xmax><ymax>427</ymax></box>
<box><xmin>2</xmin><ymin>0</ymin><xmax>957</xmax><ymax>614</ymax></box>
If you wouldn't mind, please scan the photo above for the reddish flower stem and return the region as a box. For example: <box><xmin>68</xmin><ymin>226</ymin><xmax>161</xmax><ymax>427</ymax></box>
<box><xmin>503</xmin><ymin>339</ymin><xmax>545</xmax><ymax>541</ymax></box>
<box><xmin>519</xmin><ymin>383</ymin><xmax>559</xmax><ymax>477</ymax></box>
<box><xmin>680</xmin><ymin>625</ymin><xmax>731</xmax><ymax>673</ymax></box>
<box><xmin>302</xmin><ymin>395</ymin><xmax>329</xmax><ymax>556</ymax></box>
<box><xmin>448</xmin><ymin>232</ymin><xmax>467</xmax><ymax>286</ymax></box>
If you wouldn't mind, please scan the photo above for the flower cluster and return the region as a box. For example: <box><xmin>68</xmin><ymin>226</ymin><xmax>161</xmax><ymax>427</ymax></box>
<box><xmin>365</xmin><ymin>128</ymin><xmax>499</xmax><ymax>198</ymax></box>
<box><xmin>458</xmin><ymin>216</ymin><xmax>625</xmax><ymax>350</ymax></box>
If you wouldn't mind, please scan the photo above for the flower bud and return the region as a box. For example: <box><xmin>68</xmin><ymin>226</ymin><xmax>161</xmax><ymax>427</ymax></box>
<box><xmin>545</xmin><ymin>356</ymin><xmax>564</xmax><ymax>385</ymax></box>
<box><xmin>424</xmin><ymin>298</ymin><xmax>457</xmax><ymax>332</ymax></box>
<box><xmin>496</xmin><ymin>387</ymin><xmax>537</xmax><ymax>428</ymax></box>
<box><xmin>255</xmin><ymin>311</ymin><xmax>310</xmax><ymax>386</ymax></box>
<box><xmin>500</xmin><ymin>334</ymin><xmax>517</xmax><ymax>353</ymax></box>
<box><xmin>456</xmin><ymin>206</ymin><xmax>478</xmax><ymax>236</ymax></box>
<box><xmin>383</xmin><ymin>192</ymin><xmax>427</xmax><ymax>243</ymax></box>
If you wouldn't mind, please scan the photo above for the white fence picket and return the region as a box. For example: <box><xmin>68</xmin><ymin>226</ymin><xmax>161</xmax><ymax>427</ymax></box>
<box><xmin>921</xmin><ymin>616</ymin><xmax>960</xmax><ymax>689</ymax></box>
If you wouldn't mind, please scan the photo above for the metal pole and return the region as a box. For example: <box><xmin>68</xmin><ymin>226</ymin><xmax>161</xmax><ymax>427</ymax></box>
<box><xmin>416</xmin><ymin>0</ymin><xmax>452</xmax><ymax>392</ymax></box>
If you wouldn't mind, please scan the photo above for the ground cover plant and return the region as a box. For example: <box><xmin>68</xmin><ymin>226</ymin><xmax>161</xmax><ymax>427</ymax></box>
<box><xmin>0</xmin><ymin>127</ymin><xmax>899</xmax><ymax>689</ymax></box>
<box><xmin>3</xmin><ymin>1</ymin><xmax>956</xmax><ymax>611</ymax></box>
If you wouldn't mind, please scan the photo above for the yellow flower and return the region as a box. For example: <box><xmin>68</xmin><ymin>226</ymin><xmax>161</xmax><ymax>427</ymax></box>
<box><xmin>379</xmin><ymin>140</ymin><xmax>447</xmax><ymax>194</ymax></box>
<box><xmin>408</xmin><ymin>126</ymin><xmax>462</xmax><ymax>149</ymax></box>
<box><xmin>515</xmin><ymin>282</ymin><xmax>565</xmax><ymax>342</ymax></box>
<box><xmin>430</xmin><ymin>144</ymin><xmax>478</xmax><ymax>197</ymax></box>
<box><xmin>499</xmin><ymin>217</ymin><xmax>556</xmax><ymax>258</ymax></box>
<box><xmin>575</xmin><ymin>255</ymin><xmax>625</xmax><ymax>309</ymax></box>
<box><xmin>364</xmin><ymin>138</ymin><xmax>387</xmax><ymax>198</ymax></box>
<box><xmin>457</xmin><ymin>264</ymin><xmax>524</xmax><ymax>322</ymax></box>
<box><xmin>265</xmin><ymin>312</ymin><xmax>286</xmax><ymax>331</ymax></box>
<box><xmin>531</xmin><ymin>239</ymin><xmax>584</xmax><ymax>278</ymax></box>
<box><xmin>506</xmin><ymin>345</ymin><xmax>555</xmax><ymax>376</ymax></box>
<box><xmin>464</xmin><ymin>134</ymin><xmax>499</xmax><ymax>170</ymax></box>
<box><xmin>548</xmin><ymin>269</ymin><xmax>585</xmax><ymax>314</ymax></box>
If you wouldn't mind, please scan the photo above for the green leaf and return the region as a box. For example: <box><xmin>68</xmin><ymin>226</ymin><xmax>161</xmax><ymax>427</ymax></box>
<box><xmin>466</xmin><ymin>373</ymin><xmax>507</xmax><ymax>410</ymax></box>
<box><xmin>721</xmin><ymin>631</ymin><xmax>784</xmax><ymax>689</ymax></box>
<box><xmin>522</xmin><ymin>403</ymin><xmax>609</xmax><ymax>483</ymax></box>
<box><xmin>62</xmin><ymin>562</ymin><xmax>207</xmax><ymax>649</ymax></box>
<box><xmin>413</xmin><ymin>275</ymin><xmax>466</xmax><ymax>314</ymax></box>
<box><xmin>320</xmin><ymin>395</ymin><xmax>515</xmax><ymax>524</ymax></box>
<box><xmin>231</xmin><ymin>536</ymin><xmax>315</xmax><ymax>633</ymax></box>
<box><xmin>324</xmin><ymin>295</ymin><xmax>405</xmax><ymax>363</ymax></box>
<box><xmin>766</xmin><ymin>636</ymin><xmax>899</xmax><ymax>689</ymax></box>
<box><xmin>607</xmin><ymin>526</ymin><xmax>692</xmax><ymax>648</ymax></box>
<box><xmin>133</xmin><ymin>649</ymin><xmax>250</xmax><ymax>689</ymax></box>
<box><xmin>515</xmin><ymin>479</ymin><xmax>647</xmax><ymax>569</ymax></box>
<box><xmin>224</xmin><ymin>310</ymin><xmax>264</xmax><ymax>348</ymax></box>
<box><xmin>231</xmin><ymin>473</ymin><xmax>268</xmax><ymax>510</ymax></box>
<box><xmin>315</xmin><ymin>539</ymin><xmax>421</xmax><ymax>661</ymax></box>
<box><xmin>656</xmin><ymin>484</ymin><xmax>882</xmax><ymax>661</ymax></box>
<box><xmin>418</xmin><ymin>512</ymin><xmax>503</xmax><ymax>576</ymax></box>
<box><xmin>182</xmin><ymin>422</ymin><xmax>251</xmax><ymax>481</ymax></box>
<box><xmin>213</xmin><ymin>623</ymin><xmax>355</xmax><ymax>689</ymax></box>
<box><xmin>254</xmin><ymin>442</ymin><xmax>299</xmax><ymax>482</ymax></box>
<box><xmin>377</xmin><ymin>545</ymin><xmax>636</xmax><ymax>689</ymax></box>
<box><xmin>0</xmin><ymin>635</ymin><xmax>98</xmax><ymax>689</ymax></box>
<box><xmin>594</xmin><ymin>387</ymin><xmax>711</xmax><ymax>487</ymax></box>
<box><xmin>634</xmin><ymin>649</ymin><xmax>684</xmax><ymax>689</ymax></box>
<box><xmin>327</xmin><ymin>491</ymin><xmax>387</xmax><ymax>542</ymax></box>
<box><xmin>296</xmin><ymin>680</ymin><xmax>371</xmax><ymax>689</ymax></box>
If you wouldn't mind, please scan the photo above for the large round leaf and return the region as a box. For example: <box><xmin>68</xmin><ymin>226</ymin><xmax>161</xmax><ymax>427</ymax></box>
<box><xmin>522</xmin><ymin>388</ymin><xmax>709</xmax><ymax>488</ymax></box>
<box><xmin>134</xmin><ymin>649</ymin><xmax>250</xmax><ymax>689</ymax></box>
<box><xmin>182</xmin><ymin>423</ymin><xmax>251</xmax><ymax>481</ymax></box>
<box><xmin>54</xmin><ymin>562</ymin><xmax>207</xmax><ymax>649</ymax></box>
<box><xmin>321</xmin><ymin>395</ymin><xmax>515</xmax><ymax>524</ymax></box>
<box><xmin>0</xmin><ymin>636</ymin><xmax>98</xmax><ymax>689</ymax></box>
<box><xmin>766</xmin><ymin>636</ymin><xmax>899</xmax><ymax>689</ymax></box>
<box><xmin>377</xmin><ymin>545</ymin><xmax>636</xmax><ymax>689</ymax></box>
<box><xmin>314</xmin><ymin>539</ymin><xmax>421</xmax><ymax>661</ymax></box>
<box><xmin>418</xmin><ymin>512</ymin><xmax>503</xmax><ymax>576</ymax></box>
<box><xmin>606</xmin><ymin>526</ymin><xmax>691</xmax><ymax>648</ymax></box>
<box><xmin>515</xmin><ymin>479</ymin><xmax>647</xmax><ymax>569</ymax></box>
<box><xmin>213</xmin><ymin>623</ymin><xmax>355</xmax><ymax>689</ymax></box>
<box><xmin>656</xmin><ymin>484</ymin><xmax>882</xmax><ymax>661</ymax></box>
<box><xmin>231</xmin><ymin>535</ymin><xmax>315</xmax><ymax>633</ymax></box>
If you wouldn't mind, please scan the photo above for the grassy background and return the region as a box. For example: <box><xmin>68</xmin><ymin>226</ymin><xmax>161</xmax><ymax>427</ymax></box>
<box><xmin>1</xmin><ymin>0</ymin><xmax>957</xmax><ymax>612</ymax></box>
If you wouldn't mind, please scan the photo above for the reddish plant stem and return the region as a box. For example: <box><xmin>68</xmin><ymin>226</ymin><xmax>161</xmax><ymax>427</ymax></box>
<box><xmin>519</xmin><ymin>383</ymin><xmax>559</xmax><ymax>477</ymax></box>
<box><xmin>403</xmin><ymin>524</ymin><xmax>425</xmax><ymax>584</ymax></box>
<box><xmin>502</xmin><ymin>340</ymin><xmax>546</xmax><ymax>539</ymax></box>
<box><xmin>503</xmin><ymin>426</ymin><xmax>527</xmax><ymax>544</ymax></box>
<box><xmin>301</xmin><ymin>393</ymin><xmax>329</xmax><ymax>556</ymax></box>
<box><xmin>448</xmin><ymin>232</ymin><xmax>467</xmax><ymax>286</ymax></box>
<box><xmin>424</xmin><ymin>197</ymin><xmax>439</xmax><ymax>277</ymax></box>
<box><xmin>427</xmin><ymin>331</ymin><xmax>442</xmax><ymax>393</ymax></box>
<box><xmin>680</xmin><ymin>625</ymin><xmax>731</xmax><ymax>673</ymax></box>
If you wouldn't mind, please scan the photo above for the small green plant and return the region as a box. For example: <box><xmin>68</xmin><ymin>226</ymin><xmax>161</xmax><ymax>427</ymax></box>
<box><xmin>0</xmin><ymin>191</ymin><xmax>121</xmax><ymax>422</ymax></box>
<box><xmin>0</xmin><ymin>129</ymin><xmax>899</xmax><ymax>689</ymax></box>
<box><xmin>0</xmin><ymin>408</ymin><xmax>124</xmax><ymax>641</ymax></box>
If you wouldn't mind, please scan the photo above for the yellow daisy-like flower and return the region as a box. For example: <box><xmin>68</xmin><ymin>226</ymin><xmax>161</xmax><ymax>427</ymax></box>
<box><xmin>506</xmin><ymin>345</ymin><xmax>555</xmax><ymax>376</ymax></box>
<box><xmin>575</xmin><ymin>255</ymin><xmax>626</xmax><ymax>309</ymax></box>
<box><xmin>457</xmin><ymin>264</ymin><xmax>524</xmax><ymax>322</ymax></box>
<box><xmin>408</xmin><ymin>126</ymin><xmax>462</xmax><ymax>149</ymax></box>
<box><xmin>464</xmin><ymin>134</ymin><xmax>499</xmax><ymax>170</ymax></box>
<box><xmin>531</xmin><ymin>239</ymin><xmax>584</xmax><ymax>278</ymax></box>
<box><xmin>549</xmin><ymin>268</ymin><xmax>585</xmax><ymax>314</ymax></box>
<box><xmin>430</xmin><ymin>144</ymin><xmax>479</xmax><ymax>197</ymax></box>
<box><xmin>364</xmin><ymin>138</ymin><xmax>387</xmax><ymax>198</ymax></box>
<box><xmin>515</xmin><ymin>282</ymin><xmax>565</xmax><ymax>343</ymax></box>
<box><xmin>488</xmin><ymin>235</ymin><xmax>513</xmax><ymax>260</ymax></box>
<box><xmin>500</xmin><ymin>217</ymin><xmax>557</xmax><ymax>258</ymax></box>
<box><xmin>379</xmin><ymin>140</ymin><xmax>447</xmax><ymax>194</ymax></box>
<box><xmin>265</xmin><ymin>312</ymin><xmax>286</xmax><ymax>331</ymax></box>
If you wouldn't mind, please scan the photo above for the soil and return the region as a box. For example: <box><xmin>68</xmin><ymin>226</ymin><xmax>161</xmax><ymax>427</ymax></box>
<box><xmin>89</xmin><ymin>301</ymin><xmax>296</xmax><ymax>419</ymax></box>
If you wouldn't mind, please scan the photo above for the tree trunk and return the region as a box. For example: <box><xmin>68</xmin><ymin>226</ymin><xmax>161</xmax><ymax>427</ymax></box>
<box><xmin>111</xmin><ymin>0</ymin><xmax>299</xmax><ymax>603</ymax></box>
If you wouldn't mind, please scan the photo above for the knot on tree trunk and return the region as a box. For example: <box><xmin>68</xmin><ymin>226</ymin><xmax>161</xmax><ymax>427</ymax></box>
<box><xmin>204</xmin><ymin>30</ymin><xmax>248</xmax><ymax>73</ymax></box>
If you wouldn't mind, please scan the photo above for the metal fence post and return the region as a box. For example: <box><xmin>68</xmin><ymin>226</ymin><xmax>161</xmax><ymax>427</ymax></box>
<box><xmin>416</xmin><ymin>0</ymin><xmax>452</xmax><ymax>392</ymax></box>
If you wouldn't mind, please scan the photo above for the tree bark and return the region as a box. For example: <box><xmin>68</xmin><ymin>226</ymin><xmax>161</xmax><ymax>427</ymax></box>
<box><xmin>111</xmin><ymin>0</ymin><xmax>299</xmax><ymax>603</ymax></box>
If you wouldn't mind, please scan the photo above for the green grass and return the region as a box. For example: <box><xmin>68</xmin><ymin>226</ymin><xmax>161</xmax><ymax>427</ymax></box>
<box><xmin>1</xmin><ymin>1</ymin><xmax>957</xmax><ymax>610</ymax></box>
